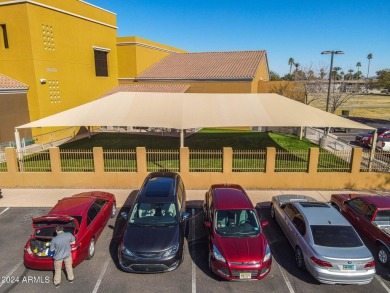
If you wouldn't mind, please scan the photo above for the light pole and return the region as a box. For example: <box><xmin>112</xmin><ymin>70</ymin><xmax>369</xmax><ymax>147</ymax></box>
<box><xmin>321</xmin><ymin>50</ymin><xmax>344</xmax><ymax>112</ymax></box>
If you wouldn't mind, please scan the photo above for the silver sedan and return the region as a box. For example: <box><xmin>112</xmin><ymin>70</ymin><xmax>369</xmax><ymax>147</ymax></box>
<box><xmin>271</xmin><ymin>195</ymin><xmax>375</xmax><ymax>285</ymax></box>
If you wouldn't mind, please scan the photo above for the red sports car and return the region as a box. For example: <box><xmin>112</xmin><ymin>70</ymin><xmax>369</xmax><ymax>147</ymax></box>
<box><xmin>24</xmin><ymin>191</ymin><xmax>116</xmax><ymax>270</ymax></box>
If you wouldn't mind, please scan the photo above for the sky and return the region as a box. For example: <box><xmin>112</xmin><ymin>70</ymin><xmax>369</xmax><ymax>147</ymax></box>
<box><xmin>86</xmin><ymin>0</ymin><xmax>390</xmax><ymax>77</ymax></box>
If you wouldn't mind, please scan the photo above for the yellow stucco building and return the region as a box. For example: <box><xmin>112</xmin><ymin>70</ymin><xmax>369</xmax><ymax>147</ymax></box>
<box><xmin>0</xmin><ymin>0</ymin><xmax>269</xmax><ymax>142</ymax></box>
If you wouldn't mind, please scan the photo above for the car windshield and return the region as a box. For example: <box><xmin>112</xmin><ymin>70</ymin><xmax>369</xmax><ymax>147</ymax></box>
<box><xmin>311</xmin><ymin>225</ymin><xmax>363</xmax><ymax>247</ymax></box>
<box><xmin>215</xmin><ymin>209</ymin><xmax>260</xmax><ymax>237</ymax></box>
<box><xmin>374</xmin><ymin>210</ymin><xmax>390</xmax><ymax>222</ymax></box>
<box><xmin>128</xmin><ymin>202</ymin><xmax>178</xmax><ymax>226</ymax></box>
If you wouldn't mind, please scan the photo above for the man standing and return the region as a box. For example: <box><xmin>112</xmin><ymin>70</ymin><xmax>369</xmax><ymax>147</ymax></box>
<box><xmin>50</xmin><ymin>224</ymin><xmax>75</xmax><ymax>288</ymax></box>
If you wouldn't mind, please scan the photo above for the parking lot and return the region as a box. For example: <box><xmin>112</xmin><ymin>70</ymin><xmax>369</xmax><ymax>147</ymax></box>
<box><xmin>1</xmin><ymin>194</ymin><xmax>390</xmax><ymax>293</ymax></box>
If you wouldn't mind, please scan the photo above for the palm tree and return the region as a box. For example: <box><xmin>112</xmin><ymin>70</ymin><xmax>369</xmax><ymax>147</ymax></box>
<box><xmin>347</xmin><ymin>69</ymin><xmax>354</xmax><ymax>80</ymax></box>
<box><xmin>319</xmin><ymin>68</ymin><xmax>326</xmax><ymax>79</ymax></box>
<box><xmin>294</xmin><ymin>63</ymin><xmax>300</xmax><ymax>72</ymax></box>
<box><xmin>356</xmin><ymin>62</ymin><xmax>362</xmax><ymax>72</ymax></box>
<box><xmin>366</xmin><ymin>53</ymin><xmax>373</xmax><ymax>78</ymax></box>
<box><xmin>340</xmin><ymin>71</ymin><xmax>345</xmax><ymax>80</ymax></box>
<box><xmin>332</xmin><ymin>66</ymin><xmax>342</xmax><ymax>80</ymax></box>
<box><xmin>288</xmin><ymin>58</ymin><xmax>294</xmax><ymax>74</ymax></box>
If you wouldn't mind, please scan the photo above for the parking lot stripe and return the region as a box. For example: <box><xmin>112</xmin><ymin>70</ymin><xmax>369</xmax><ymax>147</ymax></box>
<box><xmin>92</xmin><ymin>258</ymin><xmax>110</xmax><ymax>293</ymax></box>
<box><xmin>277</xmin><ymin>263</ymin><xmax>295</xmax><ymax>293</ymax></box>
<box><xmin>0</xmin><ymin>260</ymin><xmax>23</xmax><ymax>289</ymax></box>
<box><xmin>191</xmin><ymin>208</ymin><xmax>196</xmax><ymax>293</ymax></box>
<box><xmin>375</xmin><ymin>276</ymin><xmax>390</xmax><ymax>293</ymax></box>
<box><xmin>0</xmin><ymin>207</ymin><xmax>9</xmax><ymax>216</ymax></box>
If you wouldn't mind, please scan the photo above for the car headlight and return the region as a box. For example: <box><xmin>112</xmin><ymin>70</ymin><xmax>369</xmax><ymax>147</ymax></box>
<box><xmin>213</xmin><ymin>245</ymin><xmax>226</xmax><ymax>263</ymax></box>
<box><xmin>120</xmin><ymin>243</ymin><xmax>135</xmax><ymax>256</ymax></box>
<box><xmin>162</xmin><ymin>243</ymin><xmax>179</xmax><ymax>257</ymax></box>
<box><xmin>263</xmin><ymin>244</ymin><xmax>271</xmax><ymax>262</ymax></box>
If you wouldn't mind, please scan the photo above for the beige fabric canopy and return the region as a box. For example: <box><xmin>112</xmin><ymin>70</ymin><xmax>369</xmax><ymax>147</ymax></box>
<box><xmin>16</xmin><ymin>92</ymin><xmax>373</xmax><ymax>130</ymax></box>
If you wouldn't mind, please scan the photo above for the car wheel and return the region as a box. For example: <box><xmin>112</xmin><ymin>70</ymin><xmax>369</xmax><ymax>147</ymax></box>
<box><xmin>295</xmin><ymin>247</ymin><xmax>305</xmax><ymax>270</ymax></box>
<box><xmin>111</xmin><ymin>202</ymin><xmax>117</xmax><ymax>218</ymax></box>
<box><xmin>270</xmin><ymin>204</ymin><xmax>275</xmax><ymax>219</ymax></box>
<box><xmin>87</xmin><ymin>238</ymin><xmax>95</xmax><ymax>260</ymax></box>
<box><xmin>378</xmin><ymin>245</ymin><xmax>389</xmax><ymax>267</ymax></box>
<box><xmin>208</xmin><ymin>251</ymin><xmax>212</xmax><ymax>271</ymax></box>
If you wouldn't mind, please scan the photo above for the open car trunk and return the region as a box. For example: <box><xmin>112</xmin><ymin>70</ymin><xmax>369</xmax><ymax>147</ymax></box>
<box><xmin>30</xmin><ymin>215</ymin><xmax>79</xmax><ymax>258</ymax></box>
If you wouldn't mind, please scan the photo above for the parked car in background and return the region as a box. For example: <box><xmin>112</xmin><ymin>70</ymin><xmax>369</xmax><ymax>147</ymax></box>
<box><xmin>271</xmin><ymin>195</ymin><xmax>375</xmax><ymax>285</ymax></box>
<box><xmin>203</xmin><ymin>184</ymin><xmax>272</xmax><ymax>281</ymax></box>
<box><xmin>118</xmin><ymin>172</ymin><xmax>189</xmax><ymax>273</ymax></box>
<box><xmin>331</xmin><ymin>194</ymin><xmax>390</xmax><ymax>266</ymax></box>
<box><xmin>355</xmin><ymin>127</ymin><xmax>390</xmax><ymax>147</ymax></box>
<box><xmin>24</xmin><ymin>191</ymin><xmax>116</xmax><ymax>270</ymax></box>
<box><xmin>376</xmin><ymin>138</ymin><xmax>390</xmax><ymax>151</ymax></box>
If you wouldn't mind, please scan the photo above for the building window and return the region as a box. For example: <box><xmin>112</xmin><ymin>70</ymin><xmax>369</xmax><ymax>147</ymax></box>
<box><xmin>1</xmin><ymin>24</ymin><xmax>9</xmax><ymax>49</ymax></box>
<box><xmin>94</xmin><ymin>49</ymin><xmax>109</xmax><ymax>77</ymax></box>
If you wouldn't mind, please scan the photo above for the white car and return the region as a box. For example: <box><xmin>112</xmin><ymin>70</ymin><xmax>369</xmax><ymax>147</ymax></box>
<box><xmin>376</xmin><ymin>138</ymin><xmax>390</xmax><ymax>151</ymax></box>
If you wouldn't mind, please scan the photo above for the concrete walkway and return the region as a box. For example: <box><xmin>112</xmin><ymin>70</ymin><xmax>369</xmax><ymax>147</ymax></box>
<box><xmin>0</xmin><ymin>188</ymin><xmax>388</xmax><ymax>208</ymax></box>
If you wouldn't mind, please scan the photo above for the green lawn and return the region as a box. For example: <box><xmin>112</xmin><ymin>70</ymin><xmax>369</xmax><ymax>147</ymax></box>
<box><xmin>60</xmin><ymin>129</ymin><xmax>318</xmax><ymax>150</ymax></box>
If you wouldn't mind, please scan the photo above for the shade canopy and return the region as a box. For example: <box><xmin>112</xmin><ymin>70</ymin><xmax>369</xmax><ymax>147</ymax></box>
<box><xmin>16</xmin><ymin>92</ymin><xmax>373</xmax><ymax>130</ymax></box>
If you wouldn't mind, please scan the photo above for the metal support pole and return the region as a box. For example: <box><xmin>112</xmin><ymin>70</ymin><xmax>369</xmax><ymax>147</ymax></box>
<box><xmin>180</xmin><ymin>129</ymin><xmax>184</xmax><ymax>148</ymax></box>
<box><xmin>368</xmin><ymin>130</ymin><xmax>377</xmax><ymax>171</ymax></box>
<box><xmin>326</xmin><ymin>52</ymin><xmax>335</xmax><ymax>113</ymax></box>
<box><xmin>14</xmin><ymin>128</ymin><xmax>23</xmax><ymax>171</ymax></box>
<box><xmin>299</xmin><ymin>127</ymin><xmax>303</xmax><ymax>140</ymax></box>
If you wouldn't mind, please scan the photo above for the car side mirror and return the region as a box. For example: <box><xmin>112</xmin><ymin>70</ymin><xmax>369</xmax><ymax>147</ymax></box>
<box><xmin>343</xmin><ymin>200</ymin><xmax>349</xmax><ymax>206</ymax></box>
<box><xmin>261</xmin><ymin>221</ymin><xmax>268</xmax><ymax>227</ymax></box>
<box><xmin>204</xmin><ymin>221</ymin><xmax>211</xmax><ymax>228</ymax></box>
<box><xmin>121</xmin><ymin>212</ymin><xmax>128</xmax><ymax>219</ymax></box>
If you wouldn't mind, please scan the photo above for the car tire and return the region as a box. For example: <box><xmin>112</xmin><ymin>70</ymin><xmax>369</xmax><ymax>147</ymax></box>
<box><xmin>295</xmin><ymin>247</ymin><xmax>305</xmax><ymax>270</ymax></box>
<box><xmin>111</xmin><ymin>202</ymin><xmax>117</xmax><ymax>218</ymax></box>
<box><xmin>270</xmin><ymin>204</ymin><xmax>275</xmax><ymax>219</ymax></box>
<box><xmin>87</xmin><ymin>238</ymin><xmax>95</xmax><ymax>260</ymax></box>
<box><xmin>378</xmin><ymin>245</ymin><xmax>389</xmax><ymax>267</ymax></box>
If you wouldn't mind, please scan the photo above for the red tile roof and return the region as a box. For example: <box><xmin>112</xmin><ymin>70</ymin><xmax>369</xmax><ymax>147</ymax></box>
<box><xmin>136</xmin><ymin>51</ymin><xmax>266</xmax><ymax>80</ymax></box>
<box><xmin>102</xmin><ymin>84</ymin><xmax>190</xmax><ymax>96</ymax></box>
<box><xmin>0</xmin><ymin>74</ymin><xmax>28</xmax><ymax>90</ymax></box>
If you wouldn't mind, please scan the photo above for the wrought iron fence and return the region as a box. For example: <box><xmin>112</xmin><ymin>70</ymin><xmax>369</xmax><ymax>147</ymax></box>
<box><xmin>146</xmin><ymin>149</ymin><xmax>179</xmax><ymax>172</ymax></box>
<box><xmin>17</xmin><ymin>150</ymin><xmax>51</xmax><ymax>172</ymax></box>
<box><xmin>189</xmin><ymin>150</ymin><xmax>223</xmax><ymax>172</ymax></box>
<box><xmin>275</xmin><ymin>150</ymin><xmax>309</xmax><ymax>172</ymax></box>
<box><xmin>60</xmin><ymin>149</ymin><xmax>94</xmax><ymax>172</ymax></box>
<box><xmin>0</xmin><ymin>150</ymin><xmax>7</xmax><ymax>172</ymax></box>
<box><xmin>318</xmin><ymin>149</ymin><xmax>352</xmax><ymax>172</ymax></box>
<box><xmin>233</xmin><ymin>150</ymin><xmax>266</xmax><ymax>172</ymax></box>
<box><xmin>361</xmin><ymin>150</ymin><xmax>390</xmax><ymax>173</ymax></box>
<box><xmin>103</xmin><ymin>149</ymin><xmax>137</xmax><ymax>172</ymax></box>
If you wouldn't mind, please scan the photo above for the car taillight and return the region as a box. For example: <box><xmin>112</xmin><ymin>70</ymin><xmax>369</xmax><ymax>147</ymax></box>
<box><xmin>310</xmin><ymin>256</ymin><xmax>332</xmax><ymax>268</ymax></box>
<box><xmin>364</xmin><ymin>260</ymin><xmax>375</xmax><ymax>268</ymax></box>
<box><xmin>382</xmin><ymin>142</ymin><xmax>385</xmax><ymax>147</ymax></box>
<box><xmin>24</xmin><ymin>247</ymin><xmax>33</xmax><ymax>254</ymax></box>
<box><xmin>71</xmin><ymin>245</ymin><xmax>79</xmax><ymax>251</ymax></box>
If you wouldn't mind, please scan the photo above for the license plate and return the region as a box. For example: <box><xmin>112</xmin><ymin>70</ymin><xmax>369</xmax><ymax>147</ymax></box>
<box><xmin>342</xmin><ymin>264</ymin><xmax>355</xmax><ymax>270</ymax></box>
<box><xmin>240</xmin><ymin>273</ymin><xmax>251</xmax><ymax>279</ymax></box>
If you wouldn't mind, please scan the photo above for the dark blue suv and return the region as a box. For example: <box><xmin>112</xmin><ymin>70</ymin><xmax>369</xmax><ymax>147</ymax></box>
<box><xmin>118</xmin><ymin>172</ymin><xmax>189</xmax><ymax>273</ymax></box>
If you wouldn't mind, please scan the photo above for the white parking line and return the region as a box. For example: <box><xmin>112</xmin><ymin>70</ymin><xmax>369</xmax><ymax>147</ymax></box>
<box><xmin>0</xmin><ymin>260</ymin><xmax>23</xmax><ymax>289</ymax></box>
<box><xmin>0</xmin><ymin>207</ymin><xmax>10</xmax><ymax>216</ymax></box>
<box><xmin>277</xmin><ymin>263</ymin><xmax>295</xmax><ymax>293</ymax></box>
<box><xmin>375</xmin><ymin>275</ymin><xmax>390</xmax><ymax>293</ymax></box>
<box><xmin>92</xmin><ymin>257</ymin><xmax>110</xmax><ymax>293</ymax></box>
<box><xmin>191</xmin><ymin>208</ymin><xmax>196</xmax><ymax>293</ymax></box>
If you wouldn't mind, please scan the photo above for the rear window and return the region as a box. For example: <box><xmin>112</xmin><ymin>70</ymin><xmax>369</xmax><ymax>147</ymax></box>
<box><xmin>311</xmin><ymin>225</ymin><xmax>363</xmax><ymax>247</ymax></box>
<box><xmin>143</xmin><ymin>177</ymin><xmax>174</xmax><ymax>198</ymax></box>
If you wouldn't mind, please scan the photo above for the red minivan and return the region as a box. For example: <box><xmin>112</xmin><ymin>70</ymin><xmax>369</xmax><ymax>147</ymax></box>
<box><xmin>203</xmin><ymin>184</ymin><xmax>272</xmax><ymax>281</ymax></box>
<box><xmin>24</xmin><ymin>191</ymin><xmax>116</xmax><ymax>270</ymax></box>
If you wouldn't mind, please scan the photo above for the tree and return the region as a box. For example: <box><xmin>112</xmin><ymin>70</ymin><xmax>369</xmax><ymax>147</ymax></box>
<box><xmin>319</xmin><ymin>68</ymin><xmax>326</xmax><ymax>79</ymax></box>
<box><xmin>294</xmin><ymin>63</ymin><xmax>300</xmax><ymax>72</ymax></box>
<box><xmin>340</xmin><ymin>71</ymin><xmax>345</xmax><ymax>80</ymax></box>
<box><xmin>329</xmin><ymin>92</ymin><xmax>354</xmax><ymax>114</ymax></box>
<box><xmin>367</xmin><ymin>53</ymin><xmax>373</xmax><ymax>78</ymax></box>
<box><xmin>356</xmin><ymin>62</ymin><xmax>362</xmax><ymax>73</ymax></box>
<box><xmin>288</xmin><ymin>58</ymin><xmax>295</xmax><ymax>75</ymax></box>
<box><xmin>372</xmin><ymin>69</ymin><xmax>390</xmax><ymax>91</ymax></box>
<box><xmin>269</xmin><ymin>71</ymin><xmax>282</xmax><ymax>81</ymax></box>
<box><xmin>346</xmin><ymin>69</ymin><xmax>354</xmax><ymax>80</ymax></box>
<box><xmin>332</xmin><ymin>66</ymin><xmax>342</xmax><ymax>80</ymax></box>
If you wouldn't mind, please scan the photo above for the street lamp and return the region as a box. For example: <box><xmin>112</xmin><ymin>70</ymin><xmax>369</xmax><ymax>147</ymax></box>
<box><xmin>321</xmin><ymin>50</ymin><xmax>344</xmax><ymax>112</ymax></box>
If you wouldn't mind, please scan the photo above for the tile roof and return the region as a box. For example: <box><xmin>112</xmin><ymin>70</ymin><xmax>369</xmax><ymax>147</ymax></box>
<box><xmin>136</xmin><ymin>50</ymin><xmax>266</xmax><ymax>80</ymax></box>
<box><xmin>0</xmin><ymin>74</ymin><xmax>29</xmax><ymax>90</ymax></box>
<box><xmin>102</xmin><ymin>84</ymin><xmax>190</xmax><ymax>97</ymax></box>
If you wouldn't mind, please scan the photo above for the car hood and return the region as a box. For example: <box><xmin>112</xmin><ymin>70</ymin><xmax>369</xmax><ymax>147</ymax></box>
<box><xmin>215</xmin><ymin>234</ymin><xmax>266</xmax><ymax>263</ymax></box>
<box><xmin>122</xmin><ymin>224</ymin><xmax>179</xmax><ymax>252</ymax></box>
<box><xmin>313</xmin><ymin>245</ymin><xmax>372</xmax><ymax>260</ymax></box>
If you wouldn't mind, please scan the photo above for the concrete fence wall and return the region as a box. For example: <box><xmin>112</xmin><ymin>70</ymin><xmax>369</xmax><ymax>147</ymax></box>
<box><xmin>0</xmin><ymin>147</ymin><xmax>389</xmax><ymax>190</ymax></box>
